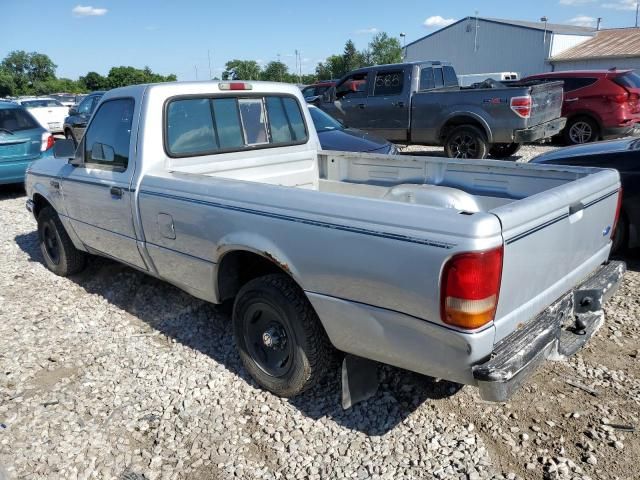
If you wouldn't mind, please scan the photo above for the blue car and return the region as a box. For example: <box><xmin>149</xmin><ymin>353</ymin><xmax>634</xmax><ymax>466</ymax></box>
<box><xmin>0</xmin><ymin>101</ymin><xmax>54</xmax><ymax>185</ymax></box>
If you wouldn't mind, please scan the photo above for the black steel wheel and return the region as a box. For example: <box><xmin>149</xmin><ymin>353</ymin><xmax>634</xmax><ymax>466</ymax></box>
<box><xmin>37</xmin><ymin>206</ymin><xmax>86</xmax><ymax>276</ymax></box>
<box><xmin>444</xmin><ymin>125</ymin><xmax>488</xmax><ymax>159</ymax></box>
<box><xmin>232</xmin><ymin>273</ymin><xmax>333</xmax><ymax>397</ymax></box>
<box><xmin>489</xmin><ymin>142</ymin><xmax>522</xmax><ymax>159</ymax></box>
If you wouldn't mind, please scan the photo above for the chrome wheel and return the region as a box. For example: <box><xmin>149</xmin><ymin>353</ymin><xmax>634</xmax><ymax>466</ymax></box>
<box><xmin>569</xmin><ymin>121</ymin><xmax>594</xmax><ymax>144</ymax></box>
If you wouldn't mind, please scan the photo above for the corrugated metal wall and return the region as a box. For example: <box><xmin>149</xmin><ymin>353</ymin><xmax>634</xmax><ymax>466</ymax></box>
<box><xmin>552</xmin><ymin>58</ymin><xmax>640</xmax><ymax>71</ymax></box>
<box><xmin>404</xmin><ymin>20</ymin><xmax>553</xmax><ymax>77</ymax></box>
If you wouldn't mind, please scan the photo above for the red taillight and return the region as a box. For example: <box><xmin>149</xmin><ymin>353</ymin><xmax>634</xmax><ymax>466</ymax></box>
<box><xmin>611</xmin><ymin>188</ymin><xmax>623</xmax><ymax>240</ymax></box>
<box><xmin>41</xmin><ymin>133</ymin><xmax>55</xmax><ymax>152</ymax></box>
<box><xmin>510</xmin><ymin>96</ymin><xmax>532</xmax><ymax>118</ymax></box>
<box><xmin>609</xmin><ymin>93</ymin><xmax>629</xmax><ymax>104</ymax></box>
<box><xmin>218</xmin><ymin>82</ymin><xmax>253</xmax><ymax>91</ymax></box>
<box><xmin>441</xmin><ymin>246</ymin><xmax>504</xmax><ymax>330</ymax></box>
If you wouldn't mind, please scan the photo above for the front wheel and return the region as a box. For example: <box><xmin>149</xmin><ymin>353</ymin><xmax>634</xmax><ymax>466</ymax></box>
<box><xmin>232</xmin><ymin>274</ymin><xmax>333</xmax><ymax>397</ymax></box>
<box><xmin>444</xmin><ymin>125</ymin><xmax>489</xmax><ymax>159</ymax></box>
<box><xmin>489</xmin><ymin>142</ymin><xmax>521</xmax><ymax>159</ymax></box>
<box><xmin>37</xmin><ymin>206</ymin><xmax>86</xmax><ymax>276</ymax></box>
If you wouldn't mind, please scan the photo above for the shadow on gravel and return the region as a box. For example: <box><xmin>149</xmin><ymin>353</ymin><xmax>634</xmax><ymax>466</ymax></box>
<box><xmin>14</xmin><ymin>230</ymin><xmax>461</xmax><ymax>435</ymax></box>
<box><xmin>0</xmin><ymin>183</ymin><xmax>26</xmax><ymax>200</ymax></box>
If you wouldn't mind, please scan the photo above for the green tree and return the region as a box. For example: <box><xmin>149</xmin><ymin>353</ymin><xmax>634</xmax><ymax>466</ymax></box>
<box><xmin>1</xmin><ymin>50</ymin><xmax>31</xmax><ymax>92</ymax></box>
<box><xmin>28</xmin><ymin>53</ymin><xmax>57</xmax><ymax>82</ymax></box>
<box><xmin>260</xmin><ymin>61</ymin><xmax>289</xmax><ymax>82</ymax></box>
<box><xmin>222</xmin><ymin>60</ymin><xmax>261</xmax><ymax>80</ymax></box>
<box><xmin>105</xmin><ymin>66</ymin><xmax>175</xmax><ymax>88</ymax></box>
<box><xmin>342</xmin><ymin>40</ymin><xmax>367</xmax><ymax>74</ymax></box>
<box><xmin>0</xmin><ymin>68</ymin><xmax>16</xmax><ymax>97</ymax></box>
<box><xmin>368</xmin><ymin>32</ymin><xmax>402</xmax><ymax>66</ymax></box>
<box><xmin>79</xmin><ymin>71</ymin><xmax>107</xmax><ymax>91</ymax></box>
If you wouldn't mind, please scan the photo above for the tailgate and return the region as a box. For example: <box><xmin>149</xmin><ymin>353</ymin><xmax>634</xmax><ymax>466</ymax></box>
<box><xmin>528</xmin><ymin>81</ymin><xmax>564</xmax><ymax>126</ymax></box>
<box><xmin>491</xmin><ymin>167</ymin><xmax>620</xmax><ymax>343</ymax></box>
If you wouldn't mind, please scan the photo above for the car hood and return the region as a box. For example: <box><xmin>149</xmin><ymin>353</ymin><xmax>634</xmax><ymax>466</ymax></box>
<box><xmin>317</xmin><ymin>128</ymin><xmax>392</xmax><ymax>153</ymax></box>
<box><xmin>532</xmin><ymin>137</ymin><xmax>640</xmax><ymax>163</ymax></box>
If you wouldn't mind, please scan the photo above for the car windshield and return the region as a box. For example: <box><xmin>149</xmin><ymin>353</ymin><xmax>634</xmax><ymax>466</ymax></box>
<box><xmin>22</xmin><ymin>99</ymin><xmax>64</xmax><ymax>108</ymax></box>
<box><xmin>0</xmin><ymin>107</ymin><xmax>40</xmax><ymax>132</ymax></box>
<box><xmin>309</xmin><ymin>107</ymin><xmax>343</xmax><ymax>133</ymax></box>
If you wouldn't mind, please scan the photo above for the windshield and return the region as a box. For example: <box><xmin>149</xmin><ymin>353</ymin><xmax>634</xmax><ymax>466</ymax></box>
<box><xmin>309</xmin><ymin>107</ymin><xmax>343</xmax><ymax>133</ymax></box>
<box><xmin>22</xmin><ymin>99</ymin><xmax>64</xmax><ymax>108</ymax></box>
<box><xmin>0</xmin><ymin>107</ymin><xmax>40</xmax><ymax>132</ymax></box>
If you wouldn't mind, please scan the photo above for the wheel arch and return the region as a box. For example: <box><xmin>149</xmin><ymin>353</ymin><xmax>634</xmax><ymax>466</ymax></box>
<box><xmin>439</xmin><ymin>114</ymin><xmax>492</xmax><ymax>144</ymax></box>
<box><xmin>32</xmin><ymin>192</ymin><xmax>53</xmax><ymax>219</ymax></box>
<box><xmin>215</xmin><ymin>246</ymin><xmax>303</xmax><ymax>304</ymax></box>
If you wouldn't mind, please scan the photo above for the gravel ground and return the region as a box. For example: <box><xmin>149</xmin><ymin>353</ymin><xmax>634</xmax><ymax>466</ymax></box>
<box><xmin>0</xmin><ymin>149</ymin><xmax>638</xmax><ymax>479</ymax></box>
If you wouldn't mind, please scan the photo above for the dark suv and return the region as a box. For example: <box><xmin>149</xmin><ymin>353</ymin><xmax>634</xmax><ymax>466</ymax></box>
<box><xmin>523</xmin><ymin>70</ymin><xmax>640</xmax><ymax>144</ymax></box>
<box><xmin>63</xmin><ymin>91</ymin><xmax>105</xmax><ymax>145</ymax></box>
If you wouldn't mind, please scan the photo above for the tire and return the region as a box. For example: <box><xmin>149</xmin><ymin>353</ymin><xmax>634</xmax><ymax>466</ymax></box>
<box><xmin>564</xmin><ymin>116</ymin><xmax>599</xmax><ymax>145</ymax></box>
<box><xmin>489</xmin><ymin>142</ymin><xmax>521</xmax><ymax>159</ymax></box>
<box><xmin>611</xmin><ymin>212</ymin><xmax>628</xmax><ymax>255</ymax></box>
<box><xmin>232</xmin><ymin>273</ymin><xmax>332</xmax><ymax>397</ymax></box>
<box><xmin>37</xmin><ymin>206</ymin><xmax>86</xmax><ymax>276</ymax></box>
<box><xmin>444</xmin><ymin>125</ymin><xmax>489</xmax><ymax>159</ymax></box>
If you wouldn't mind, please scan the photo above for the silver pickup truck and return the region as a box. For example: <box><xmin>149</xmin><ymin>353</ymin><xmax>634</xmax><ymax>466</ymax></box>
<box><xmin>25</xmin><ymin>81</ymin><xmax>624</xmax><ymax>408</ymax></box>
<box><xmin>317</xmin><ymin>62</ymin><xmax>566</xmax><ymax>160</ymax></box>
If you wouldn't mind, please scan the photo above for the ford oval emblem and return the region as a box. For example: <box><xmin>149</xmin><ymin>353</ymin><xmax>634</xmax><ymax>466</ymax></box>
<box><xmin>603</xmin><ymin>226</ymin><xmax>611</xmax><ymax>236</ymax></box>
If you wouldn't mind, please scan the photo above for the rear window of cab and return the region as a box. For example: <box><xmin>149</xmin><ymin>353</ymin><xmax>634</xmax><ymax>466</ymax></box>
<box><xmin>165</xmin><ymin>94</ymin><xmax>308</xmax><ymax>157</ymax></box>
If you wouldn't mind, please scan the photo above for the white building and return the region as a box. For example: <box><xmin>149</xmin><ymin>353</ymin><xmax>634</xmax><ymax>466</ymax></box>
<box><xmin>404</xmin><ymin>17</ymin><xmax>595</xmax><ymax>78</ymax></box>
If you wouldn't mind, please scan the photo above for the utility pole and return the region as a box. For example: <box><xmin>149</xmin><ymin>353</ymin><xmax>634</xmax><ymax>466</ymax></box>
<box><xmin>597</xmin><ymin>17</ymin><xmax>602</xmax><ymax>31</ymax></box>
<box><xmin>194</xmin><ymin>65</ymin><xmax>198</xmax><ymax>80</ymax></box>
<box><xmin>207</xmin><ymin>50</ymin><xmax>212</xmax><ymax>80</ymax></box>
<box><xmin>474</xmin><ymin>11</ymin><xmax>479</xmax><ymax>52</ymax></box>
<box><xmin>277</xmin><ymin>54</ymin><xmax>282</xmax><ymax>82</ymax></box>
<box><xmin>636</xmin><ymin>1</ymin><xmax>639</xmax><ymax>28</ymax></box>
<box><xmin>400</xmin><ymin>33</ymin><xmax>406</xmax><ymax>60</ymax></box>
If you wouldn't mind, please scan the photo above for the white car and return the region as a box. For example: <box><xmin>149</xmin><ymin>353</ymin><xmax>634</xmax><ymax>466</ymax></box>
<box><xmin>15</xmin><ymin>98</ymin><xmax>68</xmax><ymax>134</ymax></box>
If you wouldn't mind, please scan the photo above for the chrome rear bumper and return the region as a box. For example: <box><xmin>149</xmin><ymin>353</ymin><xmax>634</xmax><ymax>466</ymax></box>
<box><xmin>473</xmin><ymin>260</ymin><xmax>626</xmax><ymax>402</ymax></box>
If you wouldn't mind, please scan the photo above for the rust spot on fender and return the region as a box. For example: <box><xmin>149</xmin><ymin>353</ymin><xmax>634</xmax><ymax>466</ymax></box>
<box><xmin>264</xmin><ymin>251</ymin><xmax>292</xmax><ymax>275</ymax></box>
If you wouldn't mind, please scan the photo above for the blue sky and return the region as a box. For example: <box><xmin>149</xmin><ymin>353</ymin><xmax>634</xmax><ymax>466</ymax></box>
<box><xmin>2</xmin><ymin>0</ymin><xmax>640</xmax><ymax>80</ymax></box>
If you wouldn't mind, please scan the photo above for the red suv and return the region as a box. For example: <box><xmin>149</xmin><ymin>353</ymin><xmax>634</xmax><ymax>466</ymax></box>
<box><xmin>524</xmin><ymin>70</ymin><xmax>640</xmax><ymax>144</ymax></box>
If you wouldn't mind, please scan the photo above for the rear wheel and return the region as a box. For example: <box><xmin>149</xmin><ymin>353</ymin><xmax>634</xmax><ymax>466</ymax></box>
<box><xmin>564</xmin><ymin>117</ymin><xmax>598</xmax><ymax>145</ymax></box>
<box><xmin>489</xmin><ymin>142</ymin><xmax>521</xmax><ymax>159</ymax></box>
<box><xmin>232</xmin><ymin>274</ymin><xmax>332</xmax><ymax>397</ymax></box>
<box><xmin>37</xmin><ymin>206</ymin><xmax>86</xmax><ymax>276</ymax></box>
<box><xmin>444</xmin><ymin>125</ymin><xmax>489</xmax><ymax>159</ymax></box>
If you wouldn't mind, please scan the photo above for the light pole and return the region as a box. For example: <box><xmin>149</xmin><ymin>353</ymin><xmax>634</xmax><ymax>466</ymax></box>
<box><xmin>541</xmin><ymin>16</ymin><xmax>549</xmax><ymax>57</ymax></box>
<box><xmin>400</xmin><ymin>33</ymin><xmax>406</xmax><ymax>60</ymax></box>
<box><xmin>636</xmin><ymin>1</ymin><xmax>639</xmax><ymax>28</ymax></box>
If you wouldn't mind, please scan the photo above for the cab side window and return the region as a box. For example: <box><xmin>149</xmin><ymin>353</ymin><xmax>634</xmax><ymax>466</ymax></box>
<box><xmin>373</xmin><ymin>70</ymin><xmax>404</xmax><ymax>96</ymax></box>
<box><xmin>336</xmin><ymin>73</ymin><xmax>368</xmax><ymax>99</ymax></box>
<box><xmin>77</xmin><ymin>96</ymin><xmax>94</xmax><ymax>115</ymax></box>
<box><xmin>83</xmin><ymin>98</ymin><xmax>134</xmax><ymax>169</ymax></box>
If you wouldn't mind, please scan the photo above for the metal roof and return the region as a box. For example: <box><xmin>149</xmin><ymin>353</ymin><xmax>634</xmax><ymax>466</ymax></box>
<box><xmin>405</xmin><ymin>16</ymin><xmax>595</xmax><ymax>49</ymax></box>
<box><xmin>551</xmin><ymin>28</ymin><xmax>640</xmax><ymax>62</ymax></box>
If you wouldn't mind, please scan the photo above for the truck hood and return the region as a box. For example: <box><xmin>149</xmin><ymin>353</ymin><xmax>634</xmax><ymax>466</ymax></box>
<box><xmin>318</xmin><ymin>128</ymin><xmax>393</xmax><ymax>153</ymax></box>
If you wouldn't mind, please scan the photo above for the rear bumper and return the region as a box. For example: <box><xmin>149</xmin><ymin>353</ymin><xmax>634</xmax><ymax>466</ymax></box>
<box><xmin>514</xmin><ymin>117</ymin><xmax>566</xmax><ymax>143</ymax></box>
<box><xmin>473</xmin><ymin>260</ymin><xmax>625</xmax><ymax>402</ymax></box>
<box><xmin>0</xmin><ymin>158</ymin><xmax>33</xmax><ymax>185</ymax></box>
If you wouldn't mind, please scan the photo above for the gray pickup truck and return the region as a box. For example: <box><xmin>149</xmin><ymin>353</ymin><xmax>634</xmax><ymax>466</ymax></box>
<box><xmin>25</xmin><ymin>81</ymin><xmax>624</xmax><ymax>408</ymax></box>
<box><xmin>317</xmin><ymin>61</ymin><xmax>566</xmax><ymax>159</ymax></box>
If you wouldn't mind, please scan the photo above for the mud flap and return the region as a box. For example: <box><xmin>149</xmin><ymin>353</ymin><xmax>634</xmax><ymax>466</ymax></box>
<box><xmin>341</xmin><ymin>354</ymin><xmax>379</xmax><ymax>409</ymax></box>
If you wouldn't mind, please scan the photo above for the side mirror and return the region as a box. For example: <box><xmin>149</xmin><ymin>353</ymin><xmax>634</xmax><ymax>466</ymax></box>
<box><xmin>53</xmin><ymin>138</ymin><xmax>76</xmax><ymax>159</ymax></box>
<box><xmin>68</xmin><ymin>107</ymin><xmax>78</xmax><ymax>116</ymax></box>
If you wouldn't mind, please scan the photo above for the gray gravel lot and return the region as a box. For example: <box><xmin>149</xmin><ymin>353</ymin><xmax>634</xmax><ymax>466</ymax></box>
<box><xmin>0</xmin><ymin>145</ymin><xmax>638</xmax><ymax>479</ymax></box>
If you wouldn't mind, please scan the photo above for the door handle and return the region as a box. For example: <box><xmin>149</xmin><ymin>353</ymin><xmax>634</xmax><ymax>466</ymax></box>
<box><xmin>393</xmin><ymin>101</ymin><xmax>405</xmax><ymax>108</ymax></box>
<box><xmin>50</xmin><ymin>180</ymin><xmax>60</xmax><ymax>189</ymax></box>
<box><xmin>564</xmin><ymin>98</ymin><xmax>579</xmax><ymax>103</ymax></box>
<box><xmin>110</xmin><ymin>186</ymin><xmax>123</xmax><ymax>198</ymax></box>
<box><xmin>357</xmin><ymin>103</ymin><xmax>366</xmax><ymax>109</ymax></box>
